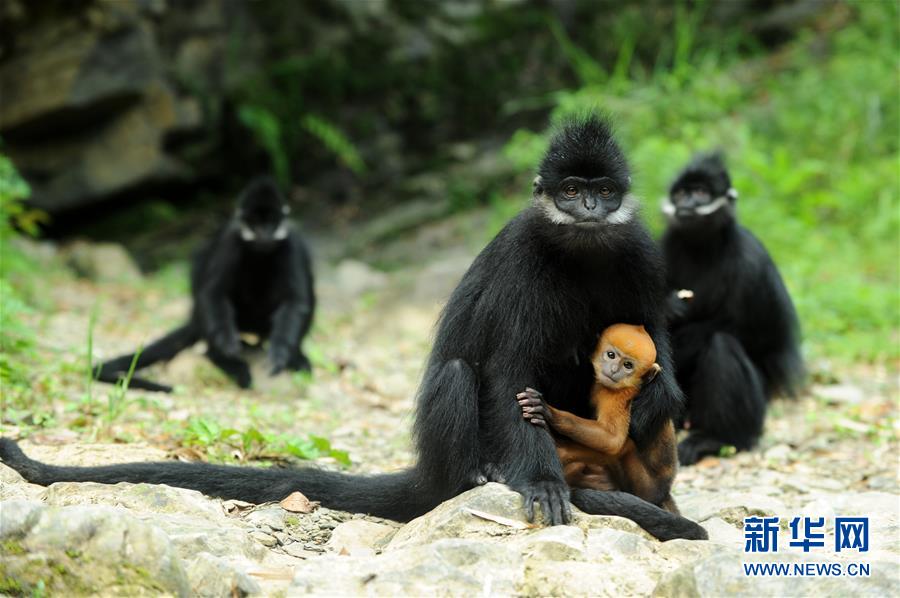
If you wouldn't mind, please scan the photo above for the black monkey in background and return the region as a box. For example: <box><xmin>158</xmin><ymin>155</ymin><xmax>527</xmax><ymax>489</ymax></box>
<box><xmin>0</xmin><ymin>116</ymin><xmax>706</xmax><ymax>541</ymax></box>
<box><xmin>95</xmin><ymin>177</ymin><xmax>315</xmax><ymax>392</ymax></box>
<box><xmin>661</xmin><ymin>153</ymin><xmax>803</xmax><ymax>465</ymax></box>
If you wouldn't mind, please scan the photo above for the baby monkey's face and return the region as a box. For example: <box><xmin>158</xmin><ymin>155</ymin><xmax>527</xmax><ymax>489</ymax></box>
<box><xmin>591</xmin><ymin>323</ymin><xmax>660</xmax><ymax>390</ymax></box>
<box><xmin>593</xmin><ymin>342</ymin><xmax>648</xmax><ymax>389</ymax></box>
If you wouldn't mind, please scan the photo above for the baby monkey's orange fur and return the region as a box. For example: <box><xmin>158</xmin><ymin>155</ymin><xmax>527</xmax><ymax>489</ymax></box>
<box><xmin>519</xmin><ymin>324</ymin><xmax>680</xmax><ymax>513</ymax></box>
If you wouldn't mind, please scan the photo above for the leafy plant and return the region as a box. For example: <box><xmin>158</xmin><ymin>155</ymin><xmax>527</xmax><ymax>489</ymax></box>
<box><xmin>238</xmin><ymin>104</ymin><xmax>291</xmax><ymax>186</ymax></box>
<box><xmin>179</xmin><ymin>417</ymin><xmax>351</xmax><ymax>466</ymax></box>
<box><xmin>301</xmin><ymin>114</ymin><xmax>366</xmax><ymax>174</ymax></box>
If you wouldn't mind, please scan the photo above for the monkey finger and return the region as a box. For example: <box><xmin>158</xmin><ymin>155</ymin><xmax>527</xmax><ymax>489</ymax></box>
<box><xmin>548</xmin><ymin>495</ymin><xmax>563</xmax><ymax>525</ymax></box>
<box><xmin>561</xmin><ymin>499</ymin><xmax>572</xmax><ymax>523</ymax></box>
<box><xmin>524</xmin><ymin>495</ymin><xmax>536</xmax><ymax>522</ymax></box>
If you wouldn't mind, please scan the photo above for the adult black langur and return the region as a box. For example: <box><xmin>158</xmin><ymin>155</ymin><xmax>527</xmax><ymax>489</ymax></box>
<box><xmin>94</xmin><ymin>177</ymin><xmax>315</xmax><ymax>392</ymax></box>
<box><xmin>0</xmin><ymin>115</ymin><xmax>705</xmax><ymax>541</ymax></box>
<box><xmin>661</xmin><ymin>152</ymin><xmax>803</xmax><ymax>465</ymax></box>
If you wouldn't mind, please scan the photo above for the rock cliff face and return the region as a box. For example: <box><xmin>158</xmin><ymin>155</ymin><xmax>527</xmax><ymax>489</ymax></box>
<box><xmin>0</xmin><ymin>0</ymin><xmax>832</xmax><ymax>217</ymax></box>
<box><xmin>0</xmin><ymin>0</ymin><xmax>254</xmax><ymax>212</ymax></box>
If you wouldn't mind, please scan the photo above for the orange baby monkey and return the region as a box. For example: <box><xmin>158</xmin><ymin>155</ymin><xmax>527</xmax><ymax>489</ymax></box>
<box><xmin>518</xmin><ymin>323</ymin><xmax>680</xmax><ymax>513</ymax></box>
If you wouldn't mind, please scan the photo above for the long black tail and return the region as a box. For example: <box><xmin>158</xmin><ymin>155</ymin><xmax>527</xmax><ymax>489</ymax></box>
<box><xmin>94</xmin><ymin>323</ymin><xmax>200</xmax><ymax>392</ymax></box>
<box><xmin>0</xmin><ymin>439</ymin><xmax>435</xmax><ymax>522</ymax></box>
<box><xmin>570</xmin><ymin>488</ymin><xmax>707</xmax><ymax>541</ymax></box>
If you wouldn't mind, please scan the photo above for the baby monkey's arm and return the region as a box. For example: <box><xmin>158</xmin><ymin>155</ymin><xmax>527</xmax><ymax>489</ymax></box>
<box><xmin>517</xmin><ymin>387</ymin><xmax>630</xmax><ymax>457</ymax></box>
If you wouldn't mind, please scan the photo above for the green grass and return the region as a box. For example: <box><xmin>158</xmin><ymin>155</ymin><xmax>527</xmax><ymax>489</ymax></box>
<box><xmin>177</xmin><ymin>416</ymin><xmax>351</xmax><ymax>466</ymax></box>
<box><xmin>500</xmin><ymin>2</ymin><xmax>899</xmax><ymax>364</ymax></box>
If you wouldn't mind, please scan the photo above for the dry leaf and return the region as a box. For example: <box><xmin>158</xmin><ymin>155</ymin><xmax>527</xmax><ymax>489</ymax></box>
<box><xmin>465</xmin><ymin>508</ymin><xmax>534</xmax><ymax>529</ymax></box>
<box><xmin>280</xmin><ymin>491</ymin><xmax>319</xmax><ymax>513</ymax></box>
<box><xmin>222</xmin><ymin>499</ymin><xmax>256</xmax><ymax>514</ymax></box>
<box><xmin>170</xmin><ymin>447</ymin><xmax>207</xmax><ymax>462</ymax></box>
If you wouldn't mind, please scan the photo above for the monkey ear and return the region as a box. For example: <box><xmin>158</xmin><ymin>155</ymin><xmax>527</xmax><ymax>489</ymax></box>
<box><xmin>532</xmin><ymin>176</ymin><xmax>544</xmax><ymax>197</ymax></box>
<box><xmin>643</xmin><ymin>363</ymin><xmax>661</xmax><ymax>384</ymax></box>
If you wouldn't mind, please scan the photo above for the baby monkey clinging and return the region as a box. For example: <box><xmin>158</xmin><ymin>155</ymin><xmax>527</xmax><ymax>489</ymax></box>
<box><xmin>519</xmin><ymin>323</ymin><xmax>680</xmax><ymax>513</ymax></box>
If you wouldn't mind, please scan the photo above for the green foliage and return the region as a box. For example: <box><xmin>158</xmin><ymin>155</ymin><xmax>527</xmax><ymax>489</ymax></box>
<box><xmin>301</xmin><ymin>114</ymin><xmax>366</xmax><ymax>174</ymax></box>
<box><xmin>0</xmin><ymin>154</ymin><xmax>39</xmax><ymax>406</ymax></box>
<box><xmin>179</xmin><ymin>417</ymin><xmax>351</xmax><ymax>467</ymax></box>
<box><xmin>104</xmin><ymin>348</ymin><xmax>141</xmax><ymax>429</ymax></box>
<box><xmin>501</xmin><ymin>3</ymin><xmax>899</xmax><ymax>363</ymax></box>
<box><xmin>238</xmin><ymin>104</ymin><xmax>291</xmax><ymax>186</ymax></box>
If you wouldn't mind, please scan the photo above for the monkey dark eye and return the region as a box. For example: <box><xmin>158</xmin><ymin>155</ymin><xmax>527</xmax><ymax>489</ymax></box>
<box><xmin>599</xmin><ymin>186</ymin><xmax>612</xmax><ymax>197</ymax></box>
<box><xmin>606</xmin><ymin>351</ymin><xmax>615</xmax><ymax>359</ymax></box>
<box><xmin>564</xmin><ymin>185</ymin><xmax>579</xmax><ymax>198</ymax></box>
<box><xmin>623</xmin><ymin>361</ymin><xmax>634</xmax><ymax>370</ymax></box>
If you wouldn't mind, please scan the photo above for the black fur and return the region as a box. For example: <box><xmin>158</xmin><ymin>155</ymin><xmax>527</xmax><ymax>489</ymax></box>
<box><xmin>1</xmin><ymin>116</ymin><xmax>701</xmax><ymax>541</ymax></box>
<box><xmin>94</xmin><ymin>177</ymin><xmax>315</xmax><ymax>391</ymax></box>
<box><xmin>662</xmin><ymin>153</ymin><xmax>804</xmax><ymax>465</ymax></box>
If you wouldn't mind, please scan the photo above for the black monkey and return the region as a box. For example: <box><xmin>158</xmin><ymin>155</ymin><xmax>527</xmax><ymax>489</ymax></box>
<box><xmin>661</xmin><ymin>152</ymin><xmax>803</xmax><ymax>465</ymax></box>
<box><xmin>95</xmin><ymin>177</ymin><xmax>315</xmax><ymax>391</ymax></box>
<box><xmin>0</xmin><ymin>116</ymin><xmax>706</xmax><ymax>541</ymax></box>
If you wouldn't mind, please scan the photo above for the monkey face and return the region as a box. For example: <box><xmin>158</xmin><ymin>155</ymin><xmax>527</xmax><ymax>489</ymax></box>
<box><xmin>591</xmin><ymin>324</ymin><xmax>660</xmax><ymax>389</ymax></box>
<box><xmin>662</xmin><ymin>153</ymin><xmax>736</xmax><ymax>228</ymax></box>
<box><xmin>533</xmin><ymin>175</ymin><xmax>638</xmax><ymax>227</ymax></box>
<box><xmin>235</xmin><ymin>179</ymin><xmax>292</xmax><ymax>250</ymax></box>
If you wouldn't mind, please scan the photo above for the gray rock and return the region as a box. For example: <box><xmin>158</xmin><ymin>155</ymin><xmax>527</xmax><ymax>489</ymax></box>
<box><xmin>512</xmin><ymin>525</ymin><xmax>586</xmax><ymax>561</ymax></box>
<box><xmin>290</xmin><ymin>538</ymin><xmax>523</xmax><ymax>596</ymax></box>
<box><xmin>522</xmin><ymin>560</ymin><xmax>659</xmax><ymax>597</ymax></box>
<box><xmin>0</xmin><ymin>500</ymin><xmax>44</xmax><ymax>538</ymax></box>
<box><xmin>585</xmin><ymin>526</ymin><xmax>656</xmax><ymax>559</ymax></box>
<box><xmin>325</xmin><ymin>519</ymin><xmax>398</xmax><ymax>556</ymax></box>
<box><xmin>387</xmin><ymin>483</ymin><xmax>528</xmax><ymax>550</ymax></box>
<box><xmin>678</xmin><ymin>491</ymin><xmax>789</xmax><ymax>524</ymax></box>
<box><xmin>249</xmin><ymin>530</ymin><xmax>278</xmax><ymax>548</ymax></box>
<box><xmin>245</xmin><ymin>506</ymin><xmax>287</xmax><ymax>532</ymax></box>
<box><xmin>163</xmin><ymin>521</ymin><xmax>268</xmax><ymax>561</ymax></box>
<box><xmin>699</xmin><ymin>516</ymin><xmax>745</xmax><ymax>547</ymax></box>
<box><xmin>186</xmin><ymin>552</ymin><xmax>262</xmax><ymax>597</ymax></box>
<box><xmin>63</xmin><ymin>240</ymin><xmax>143</xmax><ymax>282</ymax></box>
<box><xmin>654</xmin><ymin>552</ymin><xmax>899</xmax><ymax>597</ymax></box>
<box><xmin>4</xmin><ymin>504</ymin><xmax>191</xmax><ymax>596</ymax></box>
<box><xmin>42</xmin><ymin>481</ymin><xmax>225</xmax><ymax>520</ymax></box>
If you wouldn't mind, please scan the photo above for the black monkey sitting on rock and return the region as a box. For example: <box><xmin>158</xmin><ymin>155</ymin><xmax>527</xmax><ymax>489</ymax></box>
<box><xmin>0</xmin><ymin>116</ymin><xmax>706</xmax><ymax>541</ymax></box>
<box><xmin>661</xmin><ymin>152</ymin><xmax>804</xmax><ymax>465</ymax></box>
<box><xmin>95</xmin><ymin>177</ymin><xmax>315</xmax><ymax>392</ymax></box>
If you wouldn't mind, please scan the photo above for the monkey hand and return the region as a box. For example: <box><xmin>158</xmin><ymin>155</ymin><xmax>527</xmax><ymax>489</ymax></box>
<box><xmin>211</xmin><ymin>329</ymin><xmax>242</xmax><ymax>358</ymax></box>
<box><xmin>514</xmin><ymin>479</ymin><xmax>571</xmax><ymax>525</ymax></box>
<box><xmin>269</xmin><ymin>346</ymin><xmax>312</xmax><ymax>376</ymax></box>
<box><xmin>517</xmin><ymin>387</ymin><xmax>554</xmax><ymax>429</ymax></box>
<box><xmin>269</xmin><ymin>345</ymin><xmax>291</xmax><ymax>375</ymax></box>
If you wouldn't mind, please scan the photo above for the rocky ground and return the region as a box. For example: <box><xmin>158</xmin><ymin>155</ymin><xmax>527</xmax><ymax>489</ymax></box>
<box><xmin>1</xmin><ymin>209</ymin><xmax>898</xmax><ymax>596</ymax></box>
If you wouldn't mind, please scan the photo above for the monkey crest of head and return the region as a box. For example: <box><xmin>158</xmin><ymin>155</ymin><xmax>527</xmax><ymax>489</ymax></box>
<box><xmin>533</xmin><ymin>115</ymin><xmax>638</xmax><ymax>229</ymax></box>
<box><xmin>662</xmin><ymin>152</ymin><xmax>737</xmax><ymax>230</ymax></box>
<box><xmin>591</xmin><ymin>324</ymin><xmax>661</xmax><ymax>390</ymax></box>
<box><xmin>234</xmin><ymin>177</ymin><xmax>292</xmax><ymax>251</ymax></box>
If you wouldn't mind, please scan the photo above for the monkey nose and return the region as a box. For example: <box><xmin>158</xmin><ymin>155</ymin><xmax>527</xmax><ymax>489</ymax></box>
<box><xmin>583</xmin><ymin>197</ymin><xmax>597</xmax><ymax>210</ymax></box>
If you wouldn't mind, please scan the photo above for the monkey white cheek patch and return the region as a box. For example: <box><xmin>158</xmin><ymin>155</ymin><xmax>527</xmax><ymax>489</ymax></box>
<box><xmin>606</xmin><ymin>194</ymin><xmax>639</xmax><ymax>225</ymax></box>
<box><xmin>536</xmin><ymin>196</ymin><xmax>577</xmax><ymax>225</ymax></box>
